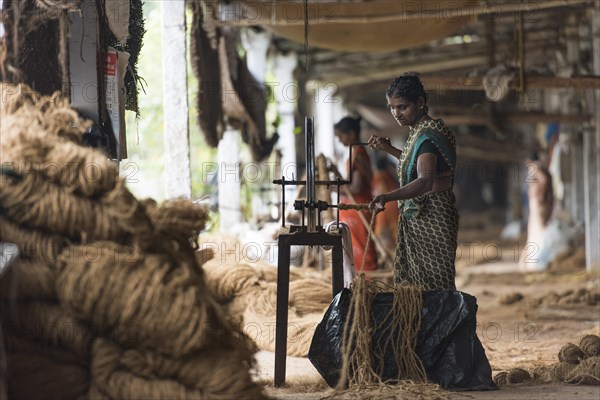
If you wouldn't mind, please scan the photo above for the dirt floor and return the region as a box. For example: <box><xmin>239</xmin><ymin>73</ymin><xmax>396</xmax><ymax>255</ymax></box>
<box><xmin>255</xmin><ymin>255</ymin><xmax>600</xmax><ymax>399</ymax></box>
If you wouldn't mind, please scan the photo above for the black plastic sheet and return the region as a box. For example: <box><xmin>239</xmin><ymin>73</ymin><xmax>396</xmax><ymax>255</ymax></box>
<box><xmin>308</xmin><ymin>288</ymin><xmax>496</xmax><ymax>391</ymax></box>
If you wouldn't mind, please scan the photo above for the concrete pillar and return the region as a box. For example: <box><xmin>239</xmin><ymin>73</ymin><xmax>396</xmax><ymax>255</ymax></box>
<box><xmin>273</xmin><ymin>51</ymin><xmax>298</xmax><ymax>180</ymax></box>
<box><xmin>309</xmin><ymin>81</ymin><xmax>339</xmax><ymax>160</ymax></box>
<box><xmin>241</xmin><ymin>28</ymin><xmax>271</xmax><ymax>83</ymax></box>
<box><xmin>161</xmin><ymin>1</ymin><xmax>191</xmax><ymax>199</ymax></box>
<box><xmin>238</xmin><ymin>28</ymin><xmax>271</xmax><ymax>223</ymax></box>
<box><xmin>585</xmin><ymin>4</ymin><xmax>600</xmax><ymax>273</ymax></box>
<box><xmin>568</xmin><ymin>133</ymin><xmax>585</xmax><ymax>223</ymax></box>
<box><xmin>218</xmin><ymin>128</ymin><xmax>242</xmax><ymax>233</ymax></box>
<box><xmin>0</xmin><ymin>0</ymin><xmax>4</xmax><ymax>38</ymax></box>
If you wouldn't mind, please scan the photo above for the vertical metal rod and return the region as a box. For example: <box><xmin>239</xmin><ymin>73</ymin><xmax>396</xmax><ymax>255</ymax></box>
<box><xmin>336</xmin><ymin>178</ymin><xmax>341</xmax><ymax>230</ymax></box>
<box><xmin>305</xmin><ymin>117</ymin><xmax>316</xmax><ymax>232</ymax></box>
<box><xmin>331</xmin><ymin>237</ymin><xmax>344</xmax><ymax>297</ymax></box>
<box><xmin>518</xmin><ymin>7</ymin><xmax>526</xmax><ymax>95</ymax></box>
<box><xmin>281</xmin><ymin>176</ymin><xmax>286</xmax><ymax>227</ymax></box>
<box><xmin>274</xmin><ymin>235</ymin><xmax>291</xmax><ymax>387</ymax></box>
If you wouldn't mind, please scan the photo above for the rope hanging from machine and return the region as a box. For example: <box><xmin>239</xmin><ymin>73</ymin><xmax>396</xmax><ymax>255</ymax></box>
<box><xmin>335</xmin><ymin>205</ymin><xmax>428</xmax><ymax>393</ymax></box>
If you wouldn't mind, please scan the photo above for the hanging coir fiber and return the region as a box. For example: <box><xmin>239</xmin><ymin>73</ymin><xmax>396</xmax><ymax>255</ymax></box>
<box><xmin>336</xmin><ymin>277</ymin><xmax>427</xmax><ymax>391</ymax></box>
<box><xmin>90</xmin><ymin>338</ymin><xmax>265</xmax><ymax>400</ymax></box>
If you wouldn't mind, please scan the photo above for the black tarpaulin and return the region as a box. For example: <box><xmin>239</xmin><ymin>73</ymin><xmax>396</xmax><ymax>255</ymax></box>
<box><xmin>308</xmin><ymin>288</ymin><xmax>496</xmax><ymax>391</ymax></box>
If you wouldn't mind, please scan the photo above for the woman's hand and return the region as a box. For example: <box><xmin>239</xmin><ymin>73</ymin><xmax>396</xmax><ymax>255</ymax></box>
<box><xmin>368</xmin><ymin>135</ymin><xmax>392</xmax><ymax>152</ymax></box>
<box><xmin>370</xmin><ymin>193</ymin><xmax>387</xmax><ymax>212</ymax></box>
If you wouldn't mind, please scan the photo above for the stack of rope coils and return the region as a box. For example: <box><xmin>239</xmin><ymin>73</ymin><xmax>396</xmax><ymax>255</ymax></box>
<box><xmin>0</xmin><ymin>83</ymin><xmax>266</xmax><ymax>400</ymax></box>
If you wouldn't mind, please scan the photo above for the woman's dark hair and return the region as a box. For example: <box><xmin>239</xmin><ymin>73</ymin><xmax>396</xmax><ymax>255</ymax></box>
<box><xmin>334</xmin><ymin>116</ymin><xmax>362</xmax><ymax>135</ymax></box>
<box><xmin>386</xmin><ymin>73</ymin><xmax>428</xmax><ymax>110</ymax></box>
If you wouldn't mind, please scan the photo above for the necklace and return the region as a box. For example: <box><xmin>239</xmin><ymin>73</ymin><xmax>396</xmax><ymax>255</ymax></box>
<box><xmin>409</xmin><ymin>111</ymin><xmax>428</xmax><ymax>131</ymax></box>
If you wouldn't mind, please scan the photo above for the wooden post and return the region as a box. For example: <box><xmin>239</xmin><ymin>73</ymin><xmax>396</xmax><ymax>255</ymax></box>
<box><xmin>161</xmin><ymin>1</ymin><xmax>191</xmax><ymax>199</ymax></box>
<box><xmin>570</xmin><ymin>134</ymin><xmax>586</xmax><ymax>223</ymax></box>
<box><xmin>585</xmin><ymin>4</ymin><xmax>600</xmax><ymax>274</ymax></box>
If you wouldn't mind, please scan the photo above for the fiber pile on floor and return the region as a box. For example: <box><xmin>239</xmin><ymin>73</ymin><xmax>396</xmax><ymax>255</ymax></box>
<box><xmin>494</xmin><ymin>334</ymin><xmax>600</xmax><ymax>386</ymax></box>
<box><xmin>201</xmin><ymin>251</ymin><xmax>332</xmax><ymax>356</ymax></box>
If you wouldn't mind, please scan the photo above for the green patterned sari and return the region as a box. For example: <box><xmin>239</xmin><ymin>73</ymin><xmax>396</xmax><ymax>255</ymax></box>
<box><xmin>394</xmin><ymin>119</ymin><xmax>459</xmax><ymax>290</ymax></box>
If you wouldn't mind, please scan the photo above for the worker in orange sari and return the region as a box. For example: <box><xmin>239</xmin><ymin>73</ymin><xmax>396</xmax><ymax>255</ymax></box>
<box><xmin>334</xmin><ymin>116</ymin><xmax>377</xmax><ymax>272</ymax></box>
<box><xmin>372</xmin><ymin>156</ymin><xmax>400</xmax><ymax>259</ymax></box>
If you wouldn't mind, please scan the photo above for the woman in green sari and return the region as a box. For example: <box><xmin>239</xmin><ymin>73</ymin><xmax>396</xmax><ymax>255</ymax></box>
<box><xmin>368</xmin><ymin>73</ymin><xmax>458</xmax><ymax>290</ymax></box>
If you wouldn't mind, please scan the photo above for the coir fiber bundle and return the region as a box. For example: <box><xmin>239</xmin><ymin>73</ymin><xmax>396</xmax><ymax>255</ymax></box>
<box><xmin>289</xmin><ymin>278</ymin><xmax>332</xmax><ymax>316</ymax></box>
<box><xmin>143</xmin><ymin>198</ymin><xmax>209</xmax><ymax>249</ymax></box>
<box><xmin>0</xmin><ymin>83</ymin><xmax>266</xmax><ymax>399</ymax></box>
<box><xmin>56</xmin><ymin>242</ymin><xmax>230</xmax><ymax>357</ymax></box>
<box><xmin>0</xmin><ymin>173</ymin><xmax>129</xmax><ymax>243</ymax></box>
<box><xmin>3</xmin><ymin>332</ymin><xmax>83</xmax><ymax>366</ymax></box>
<box><xmin>0</xmin><ymin>215</ymin><xmax>67</xmax><ymax>263</ymax></box>
<box><xmin>0</xmin><ymin>83</ymin><xmax>88</xmax><ymax>143</ymax></box>
<box><xmin>91</xmin><ymin>338</ymin><xmax>263</xmax><ymax>400</ymax></box>
<box><xmin>200</xmin><ymin>256</ymin><xmax>335</xmax><ymax>356</ymax></box>
<box><xmin>2</xmin><ymin>301</ymin><xmax>94</xmax><ymax>361</ymax></box>
<box><xmin>7</xmin><ymin>352</ymin><xmax>89</xmax><ymax>400</ymax></box>
<box><xmin>0</xmin><ymin>111</ymin><xmax>118</xmax><ymax>197</ymax></box>
<box><xmin>496</xmin><ymin>335</ymin><xmax>600</xmax><ymax>387</ymax></box>
<box><xmin>243</xmin><ymin>307</ymin><xmax>322</xmax><ymax>357</ymax></box>
<box><xmin>200</xmin><ymin>260</ymin><xmax>261</xmax><ymax>303</ymax></box>
<box><xmin>565</xmin><ymin>356</ymin><xmax>600</xmax><ymax>385</ymax></box>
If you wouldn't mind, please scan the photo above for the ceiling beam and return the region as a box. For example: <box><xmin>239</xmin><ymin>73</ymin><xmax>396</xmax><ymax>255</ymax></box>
<box><xmin>439</xmin><ymin>112</ymin><xmax>593</xmax><ymax>127</ymax></box>
<box><xmin>421</xmin><ymin>75</ymin><xmax>600</xmax><ymax>91</ymax></box>
<box><xmin>310</xmin><ymin>56</ymin><xmax>487</xmax><ymax>88</ymax></box>
<box><xmin>217</xmin><ymin>0</ymin><xmax>592</xmax><ymax>26</ymax></box>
